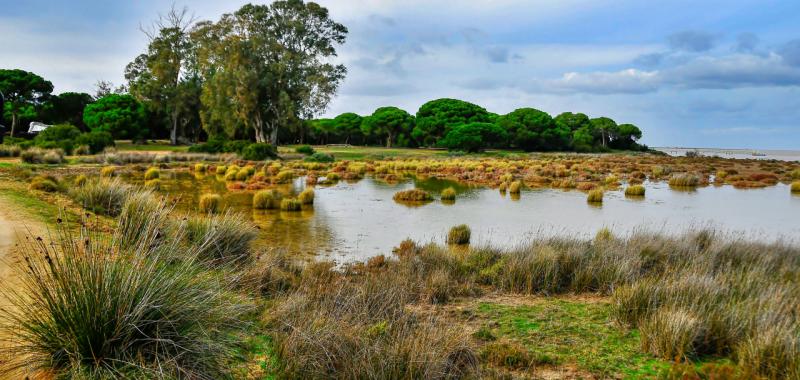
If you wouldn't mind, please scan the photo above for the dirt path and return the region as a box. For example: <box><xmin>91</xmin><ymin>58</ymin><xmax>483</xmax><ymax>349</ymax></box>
<box><xmin>0</xmin><ymin>194</ymin><xmax>47</xmax><ymax>292</ymax></box>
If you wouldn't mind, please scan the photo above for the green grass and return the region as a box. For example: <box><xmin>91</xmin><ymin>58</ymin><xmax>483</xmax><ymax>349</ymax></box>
<box><xmin>115</xmin><ymin>140</ymin><xmax>189</xmax><ymax>152</ymax></box>
<box><xmin>0</xmin><ymin>186</ymin><xmax>64</xmax><ymax>226</ymax></box>
<box><xmin>475</xmin><ymin>299</ymin><xmax>669</xmax><ymax>378</ymax></box>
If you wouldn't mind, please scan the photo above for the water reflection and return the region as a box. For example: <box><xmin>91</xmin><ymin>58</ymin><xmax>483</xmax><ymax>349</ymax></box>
<box><xmin>125</xmin><ymin>170</ymin><xmax>800</xmax><ymax>262</ymax></box>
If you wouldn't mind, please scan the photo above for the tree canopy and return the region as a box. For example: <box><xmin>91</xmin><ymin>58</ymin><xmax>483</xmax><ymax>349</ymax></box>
<box><xmin>0</xmin><ymin>69</ymin><xmax>54</xmax><ymax>136</ymax></box>
<box><xmin>413</xmin><ymin>98</ymin><xmax>492</xmax><ymax>146</ymax></box>
<box><xmin>438</xmin><ymin>122</ymin><xmax>508</xmax><ymax>153</ymax></box>
<box><xmin>496</xmin><ymin>108</ymin><xmax>570</xmax><ymax>151</ymax></box>
<box><xmin>83</xmin><ymin>94</ymin><xmax>148</xmax><ymax>140</ymax></box>
<box><xmin>361</xmin><ymin>107</ymin><xmax>415</xmax><ymax>148</ymax></box>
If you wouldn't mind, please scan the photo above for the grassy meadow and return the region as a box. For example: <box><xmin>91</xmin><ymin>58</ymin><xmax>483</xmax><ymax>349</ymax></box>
<box><xmin>0</xmin><ymin>145</ymin><xmax>798</xmax><ymax>379</ymax></box>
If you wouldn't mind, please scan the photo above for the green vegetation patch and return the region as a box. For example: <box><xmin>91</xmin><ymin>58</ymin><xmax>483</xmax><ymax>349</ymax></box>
<box><xmin>475</xmin><ymin>299</ymin><xmax>668</xmax><ymax>378</ymax></box>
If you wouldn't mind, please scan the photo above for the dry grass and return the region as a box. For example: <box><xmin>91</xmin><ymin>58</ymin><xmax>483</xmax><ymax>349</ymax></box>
<box><xmin>624</xmin><ymin>184</ymin><xmax>646</xmax><ymax>196</ymax></box>
<box><xmin>253</xmin><ymin>189</ymin><xmax>282</xmax><ymax>209</ymax></box>
<box><xmin>447</xmin><ymin>224</ymin><xmax>471</xmax><ymax>245</ymax></box>
<box><xmin>199</xmin><ymin>193</ymin><xmax>223</xmax><ymax>213</ymax></box>
<box><xmin>393</xmin><ymin>189</ymin><xmax>434</xmax><ymax>202</ymax></box>
<box><xmin>587</xmin><ymin>189</ymin><xmax>604</xmax><ymax>203</ymax></box>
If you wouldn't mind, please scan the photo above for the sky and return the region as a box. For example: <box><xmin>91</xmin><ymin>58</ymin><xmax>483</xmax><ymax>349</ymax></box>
<box><xmin>2</xmin><ymin>0</ymin><xmax>800</xmax><ymax>149</ymax></box>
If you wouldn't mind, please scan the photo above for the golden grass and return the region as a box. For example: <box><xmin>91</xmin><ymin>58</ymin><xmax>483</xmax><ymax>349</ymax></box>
<box><xmin>199</xmin><ymin>193</ymin><xmax>222</xmax><ymax>213</ymax></box>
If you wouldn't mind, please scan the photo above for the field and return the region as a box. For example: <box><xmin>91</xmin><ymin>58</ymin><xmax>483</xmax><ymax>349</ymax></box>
<box><xmin>0</xmin><ymin>145</ymin><xmax>798</xmax><ymax>379</ymax></box>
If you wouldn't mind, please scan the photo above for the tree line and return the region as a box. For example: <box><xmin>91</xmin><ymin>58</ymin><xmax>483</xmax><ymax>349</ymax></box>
<box><xmin>1</xmin><ymin>0</ymin><xmax>645</xmax><ymax>153</ymax></box>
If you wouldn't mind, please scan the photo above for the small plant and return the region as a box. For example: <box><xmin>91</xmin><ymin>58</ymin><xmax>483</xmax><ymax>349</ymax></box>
<box><xmin>472</xmin><ymin>326</ymin><xmax>497</xmax><ymax>341</ymax></box>
<box><xmin>29</xmin><ymin>175</ymin><xmax>60</xmax><ymax>192</ymax></box>
<box><xmin>199</xmin><ymin>193</ymin><xmax>223</xmax><ymax>213</ymax></box>
<box><xmin>508</xmin><ymin>180</ymin><xmax>522</xmax><ymax>194</ymax></box>
<box><xmin>144</xmin><ymin>167</ymin><xmax>160</xmax><ymax>180</ymax></box>
<box><xmin>100</xmin><ymin>166</ymin><xmax>116</xmax><ymax>177</ymax></box>
<box><xmin>185</xmin><ymin>211</ymin><xmax>257</xmax><ymax>265</ymax></box>
<box><xmin>195</xmin><ymin>163</ymin><xmax>207</xmax><ymax>172</ymax></box>
<box><xmin>441</xmin><ymin>187</ymin><xmax>456</xmax><ymax>201</ymax></box>
<box><xmin>791</xmin><ymin>181</ymin><xmax>800</xmax><ymax>193</ymax></box>
<box><xmin>447</xmin><ymin>224</ymin><xmax>471</xmax><ymax>245</ymax></box>
<box><xmin>295</xmin><ymin>145</ymin><xmax>315</xmax><ymax>155</ymax></box>
<box><xmin>305</xmin><ymin>152</ymin><xmax>334</xmax><ymax>163</ymax></box>
<box><xmin>480</xmin><ymin>341</ymin><xmax>533</xmax><ymax>370</ymax></box>
<box><xmin>280</xmin><ymin>198</ymin><xmax>302</xmax><ymax>211</ymax></box>
<box><xmin>624</xmin><ymin>184</ymin><xmax>645</xmax><ymax>196</ymax></box>
<box><xmin>275</xmin><ymin>170</ymin><xmax>295</xmax><ymax>184</ymax></box>
<box><xmin>669</xmin><ymin>173</ymin><xmax>700</xmax><ymax>187</ymax></box>
<box><xmin>587</xmin><ymin>189</ymin><xmax>604</xmax><ymax>203</ymax></box>
<box><xmin>298</xmin><ymin>188</ymin><xmax>315</xmax><ymax>204</ymax></box>
<box><xmin>73</xmin><ymin>174</ymin><xmax>88</xmax><ymax>187</ymax></box>
<box><xmin>144</xmin><ymin>179</ymin><xmax>161</xmax><ymax>189</ymax></box>
<box><xmin>253</xmin><ymin>189</ymin><xmax>283</xmax><ymax>210</ymax></box>
<box><xmin>393</xmin><ymin>189</ymin><xmax>433</xmax><ymax>202</ymax></box>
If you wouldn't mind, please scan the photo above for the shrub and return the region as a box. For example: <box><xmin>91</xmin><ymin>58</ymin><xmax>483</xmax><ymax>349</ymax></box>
<box><xmin>295</xmin><ymin>145</ymin><xmax>315</xmax><ymax>155</ymax></box>
<box><xmin>480</xmin><ymin>341</ymin><xmax>533</xmax><ymax>370</ymax></box>
<box><xmin>280</xmin><ymin>198</ymin><xmax>302</xmax><ymax>211</ymax></box>
<box><xmin>73</xmin><ymin>174</ymin><xmax>88</xmax><ymax>187</ymax></box>
<box><xmin>100</xmin><ymin>166</ymin><xmax>116</xmax><ymax>177</ymax></box>
<box><xmin>195</xmin><ymin>163</ymin><xmax>207</xmax><ymax>172</ymax></box>
<box><xmin>20</xmin><ymin>147</ymin><xmax>64</xmax><ymax>164</ymax></box>
<box><xmin>144</xmin><ymin>179</ymin><xmax>161</xmax><ymax>189</ymax></box>
<box><xmin>253</xmin><ymin>189</ymin><xmax>282</xmax><ymax>209</ymax></box>
<box><xmin>447</xmin><ymin>224</ymin><xmax>471</xmax><ymax>245</ymax></box>
<box><xmin>0</xmin><ymin>220</ymin><xmax>251</xmax><ymax>378</ymax></box>
<box><xmin>29</xmin><ymin>175</ymin><xmax>59</xmax><ymax>192</ymax></box>
<box><xmin>393</xmin><ymin>189</ymin><xmax>433</xmax><ymax>202</ymax></box>
<box><xmin>73</xmin><ymin>144</ymin><xmax>91</xmax><ymax>155</ymax></box>
<box><xmin>34</xmin><ymin>124</ymin><xmax>81</xmax><ymax>154</ymax></box>
<box><xmin>508</xmin><ymin>180</ymin><xmax>522</xmax><ymax>194</ymax></box>
<box><xmin>199</xmin><ymin>193</ymin><xmax>222</xmax><ymax>213</ymax></box>
<box><xmin>241</xmin><ymin>143</ymin><xmax>277</xmax><ymax>161</ymax></box>
<box><xmin>75</xmin><ymin>130</ymin><xmax>115</xmax><ymax>154</ymax></box>
<box><xmin>188</xmin><ymin>136</ymin><xmax>226</xmax><ymax>153</ymax></box>
<box><xmin>70</xmin><ymin>178</ymin><xmax>132</xmax><ymax>216</ymax></box>
<box><xmin>305</xmin><ymin>152</ymin><xmax>335</xmax><ymax>163</ymax></box>
<box><xmin>792</xmin><ymin>181</ymin><xmax>800</xmax><ymax>193</ymax></box>
<box><xmin>143</xmin><ymin>167</ymin><xmax>160</xmax><ymax>180</ymax></box>
<box><xmin>298</xmin><ymin>188</ymin><xmax>315</xmax><ymax>205</ymax></box>
<box><xmin>441</xmin><ymin>187</ymin><xmax>456</xmax><ymax>201</ymax></box>
<box><xmin>640</xmin><ymin>308</ymin><xmax>705</xmax><ymax>361</ymax></box>
<box><xmin>587</xmin><ymin>189</ymin><xmax>603</xmax><ymax>203</ymax></box>
<box><xmin>185</xmin><ymin>211</ymin><xmax>257</xmax><ymax>266</ymax></box>
<box><xmin>223</xmin><ymin>140</ymin><xmax>251</xmax><ymax>154</ymax></box>
<box><xmin>0</xmin><ymin>144</ymin><xmax>21</xmax><ymax>157</ymax></box>
<box><xmin>624</xmin><ymin>185</ymin><xmax>645</xmax><ymax>196</ymax></box>
<box><xmin>669</xmin><ymin>173</ymin><xmax>700</xmax><ymax>187</ymax></box>
<box><xmin>275</xmin><ymin>170</ymin><xmax>295</xmax><ymax>184</ymax></box>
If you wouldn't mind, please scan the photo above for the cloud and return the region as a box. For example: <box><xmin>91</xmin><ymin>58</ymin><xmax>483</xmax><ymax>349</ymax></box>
<box><xmin>634</xmin><ymin>52</ymin><xmax>666</xmax><ymax>67</ymax></box>
<box><xmin>778</xmin><ymin>39</ymin><xmax>800</xmax><ymax>67</ymax></box>
<box><xmin>666</xmin><ymin>53</ymin><xmax>800</xmax><ymax>88</ymax></box>
<box><xmin>485</xmin><ymin>46</ymin><xmax>510</xmax><ymax>63</ymax></box>
<box><xmin>668</xmin><ymin>30</ymin><xmax>716</xmax><ymax>52</ymax></box>
<box><xmin>735</xmin><ymin>33</ymin><xmax>759</xmax><ymax>53</ymax></box>
<box><xmin>534</xmin><ymin>69</ymin><xmax>660</xmax><ymax>94</ymax></box>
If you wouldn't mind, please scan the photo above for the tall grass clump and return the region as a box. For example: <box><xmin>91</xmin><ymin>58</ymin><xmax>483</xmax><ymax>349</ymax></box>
<box><xmin>587</xmin><ymin>189</ymin><xmax>603</xmax><ymax>203</ymax></box>
<box><xmin>393</xmin><ymin>188</ymin><xmax>433</xmax><ymax>202</ymax></box>
<box><xmin>100</xmin><ymin>165</ymin><xmax>116</xmax><ymax>177</ymax></box>
<box><xmin>447</xmin><ymin>225</ymin><xmax>471</xmax><ymax>245</ymax></box>
<box><xmin>20</xmin><ymin>147</ymin><xmax>64</xmax><ymax>164</ymax></box>
<box><xmin>441</xmin><ymin>187</ymin><xmax>456</xmax><ymax>201</ymax></box>
<box><xmin>280</xmin><ymin>198</ymin><xmax>302</xmax><ymax>211</ymax></box>
<box><xmin>69</xmin><ymin>178</ymin><xmax>132</xmax><ymax>216</ymax></box>
<box><xmin>0</xmin><ymin>144</ymin><xmax>21</xmax><ymax>157</ymax></box>
<box><xmin>669</xmin><ymin>173</ymin><xmax>700</xmax><ymax>187</ymax></box>
<box><xmin>73</xmin><ymin>174</ymin><xmax>88</xmax><ymax>187</ymax></box>
<box><xmin>185</xmin><ymin>211</ymin><xmax>257</xmax><ymax>266</ymax></box>
<box><xmin>508</xmin><ymin>180</ymin><xmax>522</xmax><ymax>194</ymax></box>
<box><xmin>29</xmin><ymin>175</ymin><xmax>60</xmax><ymax>192</ymax></box>
<box><xmin>0</xmin><ymin>219</ymin><xmax>251</xmax><ymax>378</ymax></box>
<box><xmin>143</xmin><ymin>166</ymin><xmax>160</xmax><ymax>180</ymax></box>
<box><xmin>253</xmin><ymin>189</ymin><xmax>282</xmax><ymax>209</ymax></box>
<box><xmin>199</xmin><ymin>193</ymin><xmax>222</xmax><ymax>213</ymax></box>
<box><xmin>624</xmin><ymin>184</ymin><xmax>646</xmax><ymax>197</ymax></box>
<box><xmin>114</xmin><ymin>190</ymin><xmax>173</xmax><ymax>252</ymax></box>
<box><xmin>791</xmin><ymin>181</ymin><xmax>800</xmax><ymax>193</ymax></box>
<box><xmin>298</xmin><ymin>188</ymin><xmax>315</xmax><ymax>204</ymax></box>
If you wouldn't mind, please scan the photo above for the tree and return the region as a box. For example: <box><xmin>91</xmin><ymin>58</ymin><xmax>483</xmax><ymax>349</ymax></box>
<box><xmin>332</xmin><ymin>113</ymin><xmax>363</xmax><ymax>144</ymax></box>
<box><xmin>438</xmin><ymin>122</ymin><xmax>508</xmax><ymax>153</ymax></box>
<box><xmin>43</xmin><ymin>92</ymin><xmax>94</xmax><ymax>130</ymax></box>
<box><xmin>572</xmin><ymin>126</ymin><xmax>595</xmax><ymax>152</ymax></box>
<box><xmin>0</xmin><ymin>69</ymin><xmax>53</xmax><ymax>136</ymax></box>
<box><xmin>413</xmin><ymin>98</ymin><xmax>491</xmax><ymax>146</ymax></box>
<box><xmin>590</xmin><ymin>117</ymin><xmax>618</xmax><ymax>148</ymax></box>
<box><xmin>83</xmin><ymin>94</ymin><xmax>147</xmax><ymax>140</ymax></box>
<box><xmin>361</xmin><ymin>107</ymin><xmax>415</xmax><ymax>148</ymax></box>
<box><xmin>553</xmin><ymin>112</ymin><xmax>591</xmax><ymax>132</ymax></box>
<box><xmin>609</xmin><ymin>123</ymin><xmax>642</xmax><ymax>150</ymax></box>
<box><xmin>496</xmin><ymin>108</ymin><xmax>570</xmax><ymax>151</ymax></box>
<box><xmin>126</xmin><ymin>6</ymin><xmax>198</xmax><ymax>145</ymax></box>
<box><xmin>194</xmin><ymin>1</ymin><xmax>347</xmax><ymax>145</ymax></box>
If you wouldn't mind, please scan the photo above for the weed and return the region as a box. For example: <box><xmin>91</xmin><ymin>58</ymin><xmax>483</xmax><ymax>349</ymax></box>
<box><xmin>447</xmin><ymin>224</ymin><xmax>471</xmax><ymax>245</ymax></box>
<box><xmin>199</xmin><ymin>193</ymin><xmax>223</xmax><ymax>213</ymax></box>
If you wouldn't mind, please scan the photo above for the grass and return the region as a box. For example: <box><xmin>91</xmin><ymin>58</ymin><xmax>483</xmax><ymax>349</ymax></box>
<box><xmin>0</xmin><ymin>217</ymin><xmax>251</xmax><ymax>378</ymax></box>
<box><xmin>298</xmin><ymin>188</ymin><xmax>314</xmax><ymax>204</ymax></box>
<box><xmin>441</xmin><ymin>186</ymin><xmax>457</xmax><ymax>201</ymax></box>
<box><xmin>393</xmin><ymin>188</ymin><xmax>434</xmax><ymax>202</ymax></box>
<box><xmin>115</xmin><ymin>140</ymin><xmax>189</xmax><ymax>152</ymax></box>
<box><xmin>625</xmin><ymin>184</ymin><xmax>646</xmax><ymax>196</ymax></box>
<box><xmin>587</xmin><ymin>189</ymin><xmax>604</xmax><ymax>203</ymax></box>
<box><xmin>143</xmin><ymin>166</ymin><xmax>160</xmax><ymax>180</ymax></box>
<box><xmin>669</xmin><ymin>173</ymin><xmax>700</xmax><ymax>187</ymax></box>
<box><xmin>253</xmin><ymin>189</ymin><xmax>282</xmax><ymax>209</ymax></box>
<box><xmin>20</xmin><ymin>147</ymin><xmax>65</xmax><ymax>164</ymax></box>
<box><xmin>185</xmin><ymin>211</ymin><xmax>257</xmax><ymax>266</ymax></box>
<box><xmin>791</xmin><ymin>181</ymin><xmax>800</xmax><ymax>193</ymax></box>
<box><xmin>508</xmin><ymin>180</ymin><xmax>522</xmax><ymax>194</ymax></box>
<box><xmin>279</xmin><ymin>198</ymin><xmax>302</xmax><ymax>211</ymax></box>
<box><xmin>199</xmin><ymin>193</ymin><xmax>223</xmax><ymax>213</ymax></box>
<box><xmin>447</xmin><ymin>224</ymin><xmax>471</xmax><ymax>245</ymax></box>
<box><xmin>69</xmin><ymin>178</ymin><xmax>133</xmax><ymax>216</ymax></box>
<box><xmin>29</xmin><ymin>175</ymin><xmax>60</xmax><ymax>192</ymax></box>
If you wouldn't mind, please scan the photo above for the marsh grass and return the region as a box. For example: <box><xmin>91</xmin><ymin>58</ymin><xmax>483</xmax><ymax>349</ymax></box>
<box><xmin>69</xmin><ymin>178</ymin><xmax>132</xmax><ymax>216</ymax></box>
<box><xmin>441</xmin><ymin>187</ymin><xmax>457</xmax><ymax>201</ymax></box>
<box><xmin>144</xmin><ymin>178</ymin><xmax>161</xmax><ymax>189</ymax></box>
<box><xmin>143</xmin><ymin>166</ymin><xmax>160</xmax><ymax>180</ymax></box>
<box><xmin>199</xmin><ymin>193</ymin><xmax>223</xmax><ymax>213</ymax></box>
<box><xmin>508</xmin><ymin>180</ymin><xmax>522</xmax><ymax>194</ymax></box>
<box><xmin>587</xmin><ymin>189</ymin><xmax>604</xmax><ymax>203</ymax></box>
<box><xmin>447</xmin><ymin>224</ymin><xmax>471</xmax><ymax>245</ymax></box>
<box><xmin>280</xmin><ymin>198</ymin><xmax>302</xmax><ymax>211</ymax></box>
<box><xmin>20</xmin><ymin>147</ymin><xmax>64</xmax><ymax>164</ymax></box>
<box><xmin>185</xmin><ymin>211</ymin><xmax>257</xmax><ymax>266</ymax></box>
<box><xmin>73</xmin><ymin>174</ymin><xmax>88</xmax><ymax>187</ymax></box>
<box><xmin>29</xmin><ymin>175</ymin><xmax>60</xmax><ymax>192</ymax></box>
<box><xmin>669</xmin><ymin>173</ymin><xmax>700</xmax><ymax>187</ymax></box>
<box><xmin>100</xmin><ymin>165</ymin><xmax>116</xmax><ymax>177</ymax></box>
<box><xmin>0</xmin><ymin>217</ymin><xmax>252</xmax><ymax>378</ymax></box>
<box><xmin>791</xmin><ymin>181</ymin><xmax>800</xmax><ymax>193</ymax></box>
<box><xmin>393</xmin><ymin>189</ymin><xmax>433</xmax><ymax>202</ymax></box>
<box><xmin>624</xmin><ymin>184</ymin><xmax>646</xmax><ymax>197</ymax></box>
<box><xmin>298</xmin><ymin>188</ymin><xmax>315</xmax><ymax>204</ymax></box>
<box><xmin>253</xmin><ymin>189</ymin><xmax>283</xmax><ymax>209</ymax></box>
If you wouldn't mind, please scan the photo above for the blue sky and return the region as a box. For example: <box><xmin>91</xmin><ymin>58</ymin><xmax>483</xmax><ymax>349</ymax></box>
<box><xmin>2</xmin><ymin>0</ymin><xmax>800</xmax><ymax>149</ymax></box>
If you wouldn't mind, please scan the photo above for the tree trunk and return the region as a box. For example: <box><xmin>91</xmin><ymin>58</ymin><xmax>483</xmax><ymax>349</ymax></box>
<box><xmin>10</xmin><ymin>113</ymin><xmax>17</xmax><ymax>137</ymax></box>
<box><xmin>170</xmin><ymin>111</ymin><xmax>179</xmax><ymax>145</ymax></box>
<box><xmin>269</xmin><ymin>127</ymin><xmax>278</xmax><ymax>146</ymax></box>
<box><xmin>386</xmin><ymin>132</ymin><xmax>393</xmax><ymax>148</ymax></box>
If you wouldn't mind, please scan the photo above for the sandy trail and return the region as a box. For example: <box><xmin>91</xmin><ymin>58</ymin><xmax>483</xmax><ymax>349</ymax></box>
<box><xmin>0</xmin><ymin>194</ymin><xmax>46</xmax><ymax>297</ymax></box>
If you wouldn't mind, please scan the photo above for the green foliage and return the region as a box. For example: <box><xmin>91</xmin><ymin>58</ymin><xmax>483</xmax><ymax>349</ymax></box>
<box><xmin>447</xmin><ymin>224</ymin><xmax>471</xmax><ymax>245</ymax></box>
<box><xmin>332</xmin><ymin>112</ymin><xmax>363</xmax><ymax>144</ymax></box>
<box><xmin>438</xmin><ymin>122</ymin><xmax>508</xmax><ymax>152</ymax></box>
<box><xmin>305</xmin><ymin>152</ymin><xmax>335</xmax><ymax>163</ymax></box>
<box><xmin>83</xmin><ymin>94</ymin><xmax>148</xmax><ymax>140</ymax></box>
<box><xmin>42</xmin><ymin>92</ymin><xmax>94</xmax><ymax>129</ymax></box>
<box><xmin>223</xmin><ymin>140</ymin><xmax>251</xmax><ymax>154</ymax></box>
<box><xmin>295</xmin><ymin>144</ymin><xmax>315</xmax><ymax>155</ymax></box>
<box><xmin>413</xmin><ymin>98</ymin><xmax>492</xmax><ymax>146</ymax></box>
<box><xmin>361</xmin><ymin>106</ymin><xmax>415</xmax><ymax>147</ymax></box>
<box><xmin>0</xmin><ymin>69</ymin><xmax>54</xmax><ymax>136</ymax></box>
<box><xmin>33</xmin><ymin>124</ymin><xmax>81</xmax><ymax>154</ymax></box>
<box><xmin>241</xmin><ymin>143</ymin><xmax>277</xmax><ymax>160</ymax></box>
<box><xmin>497</xmin><ymin>108</ymin><xmax>570</xmax><ymax>151</ymax></box>
<box><xmin>75</xmin><ymin>130</ymin><xmax>115</xmax><ymax>154</ymax></box>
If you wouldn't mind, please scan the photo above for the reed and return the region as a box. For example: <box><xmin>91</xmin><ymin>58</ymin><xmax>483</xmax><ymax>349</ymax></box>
<box><xmin>253</xmin><ymin>189</ymin><xmax>282</xmax><ymax>209</ymax></box>
<box><xmin>298</xmin><ymin>188</ymin><xmax>315</xmax><ymax>205</ymax></box>
<box><xmin>441</xmin><ymin>187</ymin><xmax>457</xmax><ymax>201</ymax></box>
<box><xmin>185</xmin><ymin>211</ymin><xmax>257</xmax><ymax>266</ymax></box>
<box><xmin>69</xmin><ymin>178</ymin><xmax>132</xmax><ymax>216</ymax></box>
<box><xmin>447</xmin><ymin>224</ymin><xmax>471</xmax><ymax>245</ymax></box>
<box><xmin>199</xmin><ymin>193</ymin><xmax>222</xmax><ymax>213</ymax></box>
<box><xmin>624</xmin><ymin>185</ymin><xmax>645</xmax><ymax>196</ymax></box>
<box><xmin>280</xmin><ymin>198</ymin><xmax>302</xmax><ymax>211</ymax></box>
<box><xmin>669</xmin><ymin>173</ymin><xmax>700</xmax><ymax>187</ymax></box>
<box><xmin>587</xmin><ymin>189</ymin><xmax>604</xmax><ymax>203</ymax></box>
<box><xmin>393</xmin><ymin>189</ymin><xmax>433</xmax><ymax>202</ymax></box>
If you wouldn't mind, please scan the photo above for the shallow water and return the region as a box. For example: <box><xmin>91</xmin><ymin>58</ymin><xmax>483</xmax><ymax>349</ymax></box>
<box><xmin>654</xmin><ymin>147</ymin><xmax>800</xmax><ymax>162</ymax></box>
<box><xmin>134</xmin><ymin>171</ymin><xmax>800</xmax><ymax>263</ymax></box>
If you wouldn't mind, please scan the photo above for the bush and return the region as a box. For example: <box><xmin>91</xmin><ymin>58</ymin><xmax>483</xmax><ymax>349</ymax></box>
<box><xmin>29</xmin><ymin>175</ymin><xmax>60</xmax><ymax>192</ymax></box>
<box><xmin>441</xmin><ymin>187</ymin><xmax>456</xmax><ymax>201</ymax></box>
<box><xmin>20</xmin><ymin>147</ymin><xmax>64</xmax><ymax>164</ymax></box>
<box><xmin>587</xmin><ymin>189</ymin><xmax>603</xmax><ymax>203</ymax></box>
<box><xmin>393</xmin><ymin>189</ymin><xmax>433</xmax><ymax>202</ymax></box>
<box><xmin>791</xmin><ymin>181</ymin><xmax>800</xmax><ymax>193</ymax></box>
<box><xmin>298</xmin><ymin>188</ymin><xmax>315</xmax><ymax>204</ymax></box>
<box><xmin>253</xmin><ymin>189</ymin><xmax>282</xmax><ymax>210</ymax></box>
<box><xmin>223</xmin><ymin>140</ymin><xmax>251</xmax><ymax>154</ymax></box>
<box><xmin>0</xmin><ymin>220</ymin><xmax>250</xmax><ymax>378</ymax></box>
<box><xmin>73</xmin><ymin>144</ymin><xmax>91</xmax><ymax>155</ymax></box>
<box><xmin>241</xmin><ymin>143</ymin><xmax>277</xmax><ymax>161</ymax></box>
<box><xmin>669</xmin><ymin>173</ymin><xmax>700</xmax><ymax>187</ymax></box>
<box><xmin>280</xmin><ymin>198</ymin><xmax>302</xmax><ymax>211</ymax></box>
<box><xmin>305</xmin><ymin>152</ymin><xmax>335</xmax><ymax>163</ymax></box>
<box><xmin>508</xmin><ymin>180</ymin><xmax>522</xmax><ymax>194</ymax></box>
<box><xmin>199</xmin><ymin>193</ymin><xmax>222</xmax><ymax>213</ymax></box>
<box><xmin>185</xmin><ymin>211</ymin><xmax>257</xmax><ymax>266</ymax></box>
<box><xmin>143</xmin><ymin>167</ymin><xmax>160</xmax><ymax>180</ymax></box>
<box><xmin>73</xmin><ymin>174</ymin><xmax>88</xmax><ymax>187</ymax></box>
<box><xmin>34</xmin><ymin>124</ymin><xmax>81</xmax><ymax>154</ymax></box>
<box><xmin>75</xmin><ymin>130</ymin><xmax>115</xmax><ymax>154</ymax></box>
<box><xmin>295</xmin><ymin>145</ymin><xmax>315</xmax><ymax>155</ymax></box>
<box><xmin>0</xmin><ymin>144</ymin><xmax>21</xmax><ymax>157</ymax></box>
<box><xmin>447</xmin><ymin>224</ymin><xmax>471</xmax><ymax>245</ymax></box>
<box><xmin>624</xmin><ymin>185</ymin><xmax>645</xmax><ymax>196</ymax></box>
